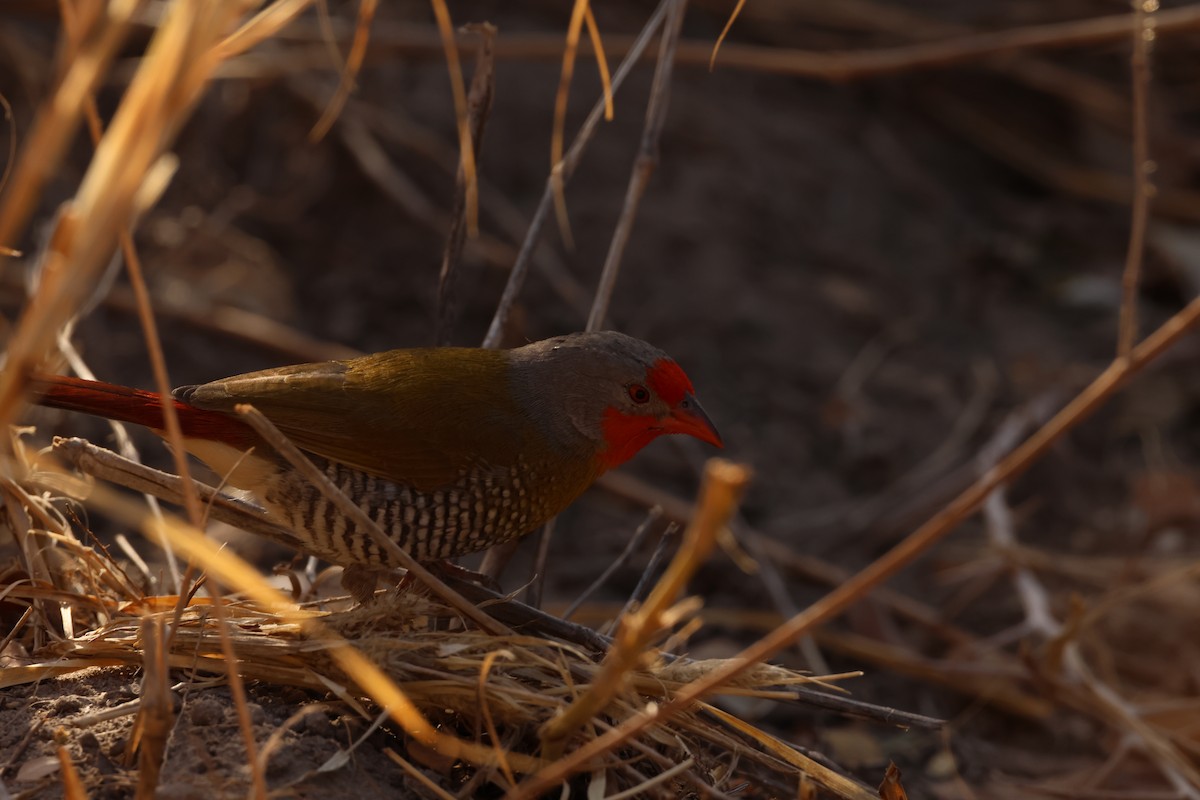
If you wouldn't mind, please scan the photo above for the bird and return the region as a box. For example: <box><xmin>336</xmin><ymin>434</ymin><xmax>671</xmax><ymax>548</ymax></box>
<box><xmin>29</xmin><ymin>331</ymin><xmax>722</xmax><ymax>568</ymax></box>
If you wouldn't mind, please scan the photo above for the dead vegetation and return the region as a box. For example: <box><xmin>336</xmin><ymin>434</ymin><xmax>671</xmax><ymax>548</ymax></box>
<box><xmin>0</xmin><ymin>1</ymin><xmax>1199</xmax><ymax>798</ymax></box>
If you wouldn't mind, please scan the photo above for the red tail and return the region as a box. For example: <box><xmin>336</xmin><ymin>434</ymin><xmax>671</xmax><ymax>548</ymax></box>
<box><xmin>31</xmin><ymin>374</ymin><xmax>257</xmax><ymax>449</ymax></box>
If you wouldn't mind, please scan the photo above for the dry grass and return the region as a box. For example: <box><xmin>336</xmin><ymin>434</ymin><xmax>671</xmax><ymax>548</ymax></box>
<box><xmin>1</xmin><ymin>434</ymin><xmax>865</xmax><ymax>797</ymax></box>
<box><xmin>3</xmin><ymin>1</ymin><xmax>1200</xmax><ymax>798</ymax></box>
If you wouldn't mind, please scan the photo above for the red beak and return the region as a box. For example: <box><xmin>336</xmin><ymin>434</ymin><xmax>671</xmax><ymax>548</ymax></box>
<box><xmin>667</xmin><ymin>394</ymin><xmax>723</xmax><ymax>448</ymax></box>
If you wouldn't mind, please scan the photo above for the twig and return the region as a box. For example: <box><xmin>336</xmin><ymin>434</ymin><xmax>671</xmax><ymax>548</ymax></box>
<box><xmin>1064</xmin><ymin>648</ymin><xmax>1200</xmax><ymax>797</ymax></box>
<box><xmin>606</xmin><ymin>521</ymin><xmax>675</xmax><ymax>636</ymax></box>
<box><xmin>511</xmin><ymin>285</ymin><xmax>1200</xmax><ymax>796</ymax></box>
<box><xmin>52</xmin><ymin>437</ymin><xmax>309</xmax><ymax>551</ymax></box>
<box><xmin>818</xmin><ymin>0</ymin><xmax>1142</xmax><ymax>158</ymax></box>
<box><xmin>609</xmin><ymin>758</ymin><xmax>694</xmax><ymax>800</ymax></box>
<box><xmin>709</xmin><ymin>0</ymin><xmax>746</xmax><ymax>70</ymax></box>
<box><xmin>429</xmin><ymin>0</ymin><xmax>478</xmax><ymax>236</ymax></box>
<box><xmin>482</xmin><ymin>0</ymin><xmax>672</xmax><ymax>347</ymax></box>
<box><xmin>538</xmin><ymin>458</ymin><xmax>751</xmax><ymax>759</ymax></box>
<box><xmin>813</xmin><ymin>629</ymin><xmax>1052</xmax><ymax>720</ymax></box>
<box><xmin>445</xmin><ymin>576</ymin><xmax>615</xmax><ymax>654</ymax></box>
<box><xmin>95</xmin><ymin>245</ymin><xmax>199</xmax><ymax>585</ymax></box>
<box><xmin>523</xmin><ymin>517</ymin><xmax>555</xmax><ymax>610</ymax></box>
<box><xmin>308</xmin><ymin>0</ymin><xmax>377</xmax><ymax>142</ymax></box>
<box><xmin>436</xmin><ymin>23</ymin><xmax>495</xmax><ymax>346</ymax></box>
<box><xmin>1117</xmin><ymin>3</ymin><xmax>1155</xmax><ymax>358</ymax></box>
<box><xmin>56</xmin><ymin>746</ymin><xmax>85</xmax><ymax>800</ymax></box>
<box><xmin>133</xmin><ymin>617</ymin><xmax>171</xmax><ymax>799</ymax></box>
<box><xmin>549</xmin><ymin>0</ymin><xmax>595</xmax><ymax>252</ymax></box>
<box><xmin>982</xmin><ymin>487</ymin><xmax>1057</xmax><ymax>638</ymax></box>
<box><xmin>739</xmin><ymin>529</ymin><xmax>829</xmax><ymax>675</ymax></box>
<box><xmin>563</xmin><ymin>507</ymin><xmax>661</xmax><ymax>621</ymax></box>
<box><xmin>585</xmin><ymin>0</ymin><xmax>687</xmax><ymax>332</ymax></box>
<box><xmin>264</xmin><ymin>7</ymin><xmax>1200</xmax><ymax>81</ymax></box>
<box><xmin>982</xmin><ymin>468</ymin><xmax>1200</xmax><ymax>791</ymax></box>
<box><xmin>701</xmin><ymin>704</ymin><xmax>877</xmax><ymax>800</ymax></box>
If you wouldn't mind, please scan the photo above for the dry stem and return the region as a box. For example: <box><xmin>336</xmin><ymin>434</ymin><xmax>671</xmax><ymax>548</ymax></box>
<box><xmin>1117</xmin><ymin>3</ymin><xmax>1154</xmax><ymax>357</ymax></box>
<box><xmin>537</xmin><ymin>458</ymin><xmax>750</xmax><ymax>760</ymax></box>
<box><xmin>436</xmin><ymin>23</ymin><xmax>496</xmax><ymax>346</ymax></box>
<box><xmin>584</xmin><ymin>0</ymin><xmax>686</xmax><ymax>333</ymax></box>
<box><xmin>482</xmin><ymin>0</ymin><xmax>672</xmax><ymax>347</ymax></box>
<box><xmin>270</xmin><ymin>5</ymin><xmax>1200</xmax><ymax>80</ymax></box>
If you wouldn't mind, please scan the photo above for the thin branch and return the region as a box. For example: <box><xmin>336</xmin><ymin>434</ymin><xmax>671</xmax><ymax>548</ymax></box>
<box><xmin>606</xmin><ymin>521</ymin><xmax>675</xmax><ymax>637</ymax></box>
<box><xmin>266</xmin><ymin>5</ymin><xmax>1200</xmax><ymax>81</ymax></box>
<box><xmin>549</xmin><ymin>0</ymin><xmax>593</xmax><ymax>251</ymax></box>
<box><xmin>428</xmin><ymin>0</ymin><xmax>478</xmax><ymax>235</ymax></box>
<box><xmin>538</xmin><ymin>458</ymin><xmax>751</xmax><ymax>759</ymax></box>
<box><xmin>739</xmin><ymin>529</ymin><xmax>829</xmax><ymax>675</ymax></box>
<box><xmin>482</xmin><ymin>0</ymin><xmax>672</xmax><ymax>347</ymax></box>
<box><xmin>51</xmin><ymin>437</ymin><xmax>309</xmax><ymax>551</ymax></box>
<box><xmin>133</xmin><ymin>617</ymin><xmax>171</xmax><ymax>798</ymax></box>
<box><xmin>1117</xmin><ymin>3</ymin><xmax>1155</xmax><ymax>358</ymax></box>
<box><xmin>436</xmin><ymin>24</ymin><xmax>496</xmax><ymax>346</ymax></box>
<box><xmin>563</xmin><ymin>507</ymin><xmax>661</xmax><ymax>620</ymax></box>
<box><xmin>709</xmin><ymin>0</ymin><xmax>747</xmax><ymax>70</ymax></box>
<box><xmin>585</xmin><ymin>0</ymin><xmax>687</xmax><ymax>332</ymax></box>
<box><xmin>523</xmin><ymin>516</ymin><xmax>555</xmax><ymax>610</ymax></box>
<box><xmin>308</xmin><ymin>0</ymin><xmax>377</xmax><ymax>141</ymax></box>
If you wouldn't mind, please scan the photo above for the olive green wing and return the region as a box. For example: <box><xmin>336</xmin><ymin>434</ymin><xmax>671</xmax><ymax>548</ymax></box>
<box><xmin>177</xmin><ymin>348</ymin><xmax>521</xmax><ymax>490</ymax></box>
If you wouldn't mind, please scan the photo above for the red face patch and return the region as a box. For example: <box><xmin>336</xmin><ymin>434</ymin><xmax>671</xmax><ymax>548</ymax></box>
<box><xmin>596</xmin><ymin>358</ymin><xmax>699</xmax><ymax>471</ymax></box>
<box><xmin>598</xmin><ymin>407</ymin><xmax>666</xmax><ymax>470</ymax></box>
<box><xmin>646</xmin><ymin>358</ymin><xmax>692</xmax><ymax>406</ymax></box>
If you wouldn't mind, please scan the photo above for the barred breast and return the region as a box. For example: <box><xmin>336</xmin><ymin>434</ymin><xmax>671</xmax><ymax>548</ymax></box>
<box><xmin>257</xmin><ymin>453</ymin><xmax>587</xmax><ymax>566</ymax></box>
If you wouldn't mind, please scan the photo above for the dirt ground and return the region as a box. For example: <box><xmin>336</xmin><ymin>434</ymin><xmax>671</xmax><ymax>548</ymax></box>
<box><xmin>2</xmin><ymin>1</ymin><xmax>1199</xmax><ymax>798</ymax></box>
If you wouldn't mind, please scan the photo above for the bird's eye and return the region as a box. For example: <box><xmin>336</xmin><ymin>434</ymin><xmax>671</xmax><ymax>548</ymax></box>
<box><xmin>628</xmin><ymin>384</ymin><xmax>651</xmax><ymax>404</ymax></box>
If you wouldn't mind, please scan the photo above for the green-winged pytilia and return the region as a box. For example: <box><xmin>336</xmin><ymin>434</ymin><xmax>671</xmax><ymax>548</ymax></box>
<box><xmin>31</xmin><ymin>332</ymin><xmax>722</xmax><ymax>566</ymax></box>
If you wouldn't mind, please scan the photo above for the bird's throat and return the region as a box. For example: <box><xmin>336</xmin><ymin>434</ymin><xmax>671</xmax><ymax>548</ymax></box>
<box><xmin>599</xmin><ymin>407</ymin><xmax>666</xmax><ymax>470</ymax></box>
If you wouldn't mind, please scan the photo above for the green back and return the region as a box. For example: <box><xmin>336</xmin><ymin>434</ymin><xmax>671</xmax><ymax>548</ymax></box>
<box><xmin>182</xmin><ymin>348</ymin><xmax>523</xmax><ymax>491</ymax></box>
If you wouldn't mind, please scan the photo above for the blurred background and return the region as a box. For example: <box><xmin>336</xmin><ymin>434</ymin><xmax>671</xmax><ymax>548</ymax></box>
<box><xmin>4</xmin><ymin>1</ymin><xmax>1200</xmax><ymax>796</ymax></box>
